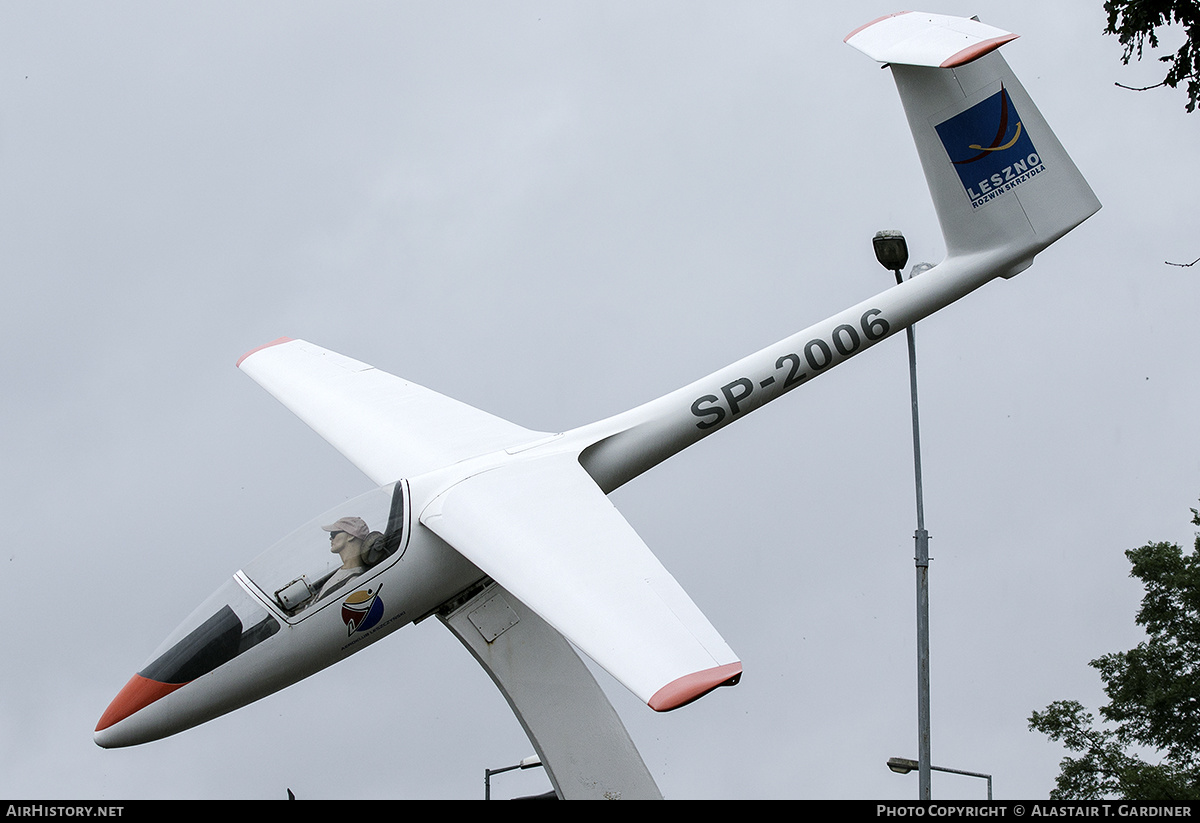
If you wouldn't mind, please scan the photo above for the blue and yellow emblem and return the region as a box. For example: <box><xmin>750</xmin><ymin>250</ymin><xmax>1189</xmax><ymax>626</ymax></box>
<box><xmin>936</xmin><ymin>86</ymin><xmax>1045</xmax><ymax>208</ymax></box>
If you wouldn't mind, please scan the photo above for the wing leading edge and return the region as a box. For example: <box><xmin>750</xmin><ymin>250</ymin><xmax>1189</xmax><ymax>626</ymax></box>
<box><xmin>418</xmin><ymin>451</ymin><xmax>741</xmax><ymax>711</ymax></box>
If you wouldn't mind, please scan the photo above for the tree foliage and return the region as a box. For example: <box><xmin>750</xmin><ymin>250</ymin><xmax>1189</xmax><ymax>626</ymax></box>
<box><xmin>1028</xmin><ymin>504</ymin><xmax>1200</xmax><ymax>799</ymax></box>
<box><xmin>1104</xmin><ymin>0</ymin><xmax>1200</xmax><ymax>111</ymax></box>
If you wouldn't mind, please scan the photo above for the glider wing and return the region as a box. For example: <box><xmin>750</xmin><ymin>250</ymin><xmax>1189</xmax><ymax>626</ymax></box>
<box><xmin>237</xmin><ymin>337</ymin><xmax>545</xmax><ymax>485</ymax></box>
<box><xmin>418</xmin><ymin>451</ymin><xmax>742</xmax><ymax>711</ymax></box>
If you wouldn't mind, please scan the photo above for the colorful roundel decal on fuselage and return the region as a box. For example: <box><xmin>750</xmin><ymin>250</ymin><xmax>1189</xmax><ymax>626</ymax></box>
<box><xmin>341</xmin><ymin>588</ymin><xmax>384</xmax><ymax>636</ymax></box>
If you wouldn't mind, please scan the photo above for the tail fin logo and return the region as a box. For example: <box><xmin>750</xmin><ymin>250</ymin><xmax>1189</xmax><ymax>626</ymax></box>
<box><xmin>935</xmin><ymin>86</ymin><xmax>1045</xmax><ymax>209</ymax></box>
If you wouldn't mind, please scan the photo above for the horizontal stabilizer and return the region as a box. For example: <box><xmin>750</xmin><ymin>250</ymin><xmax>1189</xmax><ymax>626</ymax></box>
<box><xmin>845</xmin><ymin>11</ymin><xmax>1018</xmax><ymax>68</ymax></box>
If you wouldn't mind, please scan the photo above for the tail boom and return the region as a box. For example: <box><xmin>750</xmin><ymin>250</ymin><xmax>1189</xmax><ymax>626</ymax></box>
<box><xmin>577</xmin><ymin>252</ymin><xmax>1020</xmax><ymax>493</ymax></box>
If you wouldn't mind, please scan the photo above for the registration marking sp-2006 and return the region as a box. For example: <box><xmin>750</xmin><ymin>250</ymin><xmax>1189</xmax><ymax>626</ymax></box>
<box><xmin>690</xmin><ymin>308</ymin><xmax>891</xmax><ymax>430</ymax></box>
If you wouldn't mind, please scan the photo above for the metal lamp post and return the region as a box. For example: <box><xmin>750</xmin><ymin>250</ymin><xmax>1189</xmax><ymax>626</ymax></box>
<box><xmin>485</xmin><ymin>754</ymin><xmax>543</xmax><ymax>800</ymax></box>
<box><xmin>888</xmin><ymin>757</ymin><xmax>992</xmax><ymax>800</ymax></box>
<box><xmin>873</xmin><ymin>231</ymin><xmax>932</xmax><ymax>801</ymax></box>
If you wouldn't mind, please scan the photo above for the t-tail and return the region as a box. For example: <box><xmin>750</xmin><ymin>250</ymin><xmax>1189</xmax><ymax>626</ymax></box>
<box><xmin>577</xmin><ymin>11</ymin><xmax>1100</xmax><ymax>492</ymax></box>
<box><xmin>850</xmin><ymin>12</ymin><xmax>1102</xmax><ymax>267</ymax></box>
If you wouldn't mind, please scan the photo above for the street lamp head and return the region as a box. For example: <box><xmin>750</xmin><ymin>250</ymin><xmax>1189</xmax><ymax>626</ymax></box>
<box><xmin>887</xmin><ymin>757</ymin><xmax>919</xmax><ymax>775</ymax></box>
<box><xmin>873</xmin><ymin>230</ymin><xmax>909</xmax><ymax>272</ymax></box>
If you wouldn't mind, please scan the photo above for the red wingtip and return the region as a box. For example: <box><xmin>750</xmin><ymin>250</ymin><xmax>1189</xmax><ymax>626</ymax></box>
<box><xmin>236</xmin><ymin>337</ymin><xmax>294</xmax><ymax>368</ymax></box>
<box><xmin>940</xmin><ymin>33</ymin><xmax>1020</xmax><ymax>68</ymax></box>
<box><xmin>844</xmin><ymin>11</ymin><xmax>912</xmax><ymax>43</ymax></box>
<box><xmin>648</xmin><ymin>662</ymin><xmax>743</xmax><ymax>712</ymax></box>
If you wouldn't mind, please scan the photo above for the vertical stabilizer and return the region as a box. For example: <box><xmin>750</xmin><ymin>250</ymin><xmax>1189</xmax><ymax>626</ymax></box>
<box><xmin>847</xmin><ymin>12</ymin><xmax>1100</xmax><ymax>275</ymax></box>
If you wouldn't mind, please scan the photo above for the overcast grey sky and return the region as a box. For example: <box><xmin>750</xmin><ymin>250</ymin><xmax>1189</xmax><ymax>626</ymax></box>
<box><xmin>3</xmin><ymin>0</ymin><xmax>1198</xmax><ymax>800</ymax></box>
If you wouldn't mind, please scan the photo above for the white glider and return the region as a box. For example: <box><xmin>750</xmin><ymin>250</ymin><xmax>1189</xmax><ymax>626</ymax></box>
<box><xmin>96</xmin><ymin>12</ymin><xmax>1099</xmax><ymax>754</ymax></box>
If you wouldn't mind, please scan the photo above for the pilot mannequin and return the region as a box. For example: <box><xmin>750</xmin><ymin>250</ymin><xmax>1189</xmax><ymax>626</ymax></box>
<box><xmin>316</xmin><ymin>516</ymin><xmax>370</xmax><ymax>601</ymax></box>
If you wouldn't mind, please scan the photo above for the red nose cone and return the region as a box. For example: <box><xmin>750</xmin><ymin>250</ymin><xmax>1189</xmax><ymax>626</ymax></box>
<box><xmin>95</xmin><ymin>674</ymin><xmax>185</xmax><ymax>732</ymax></box>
